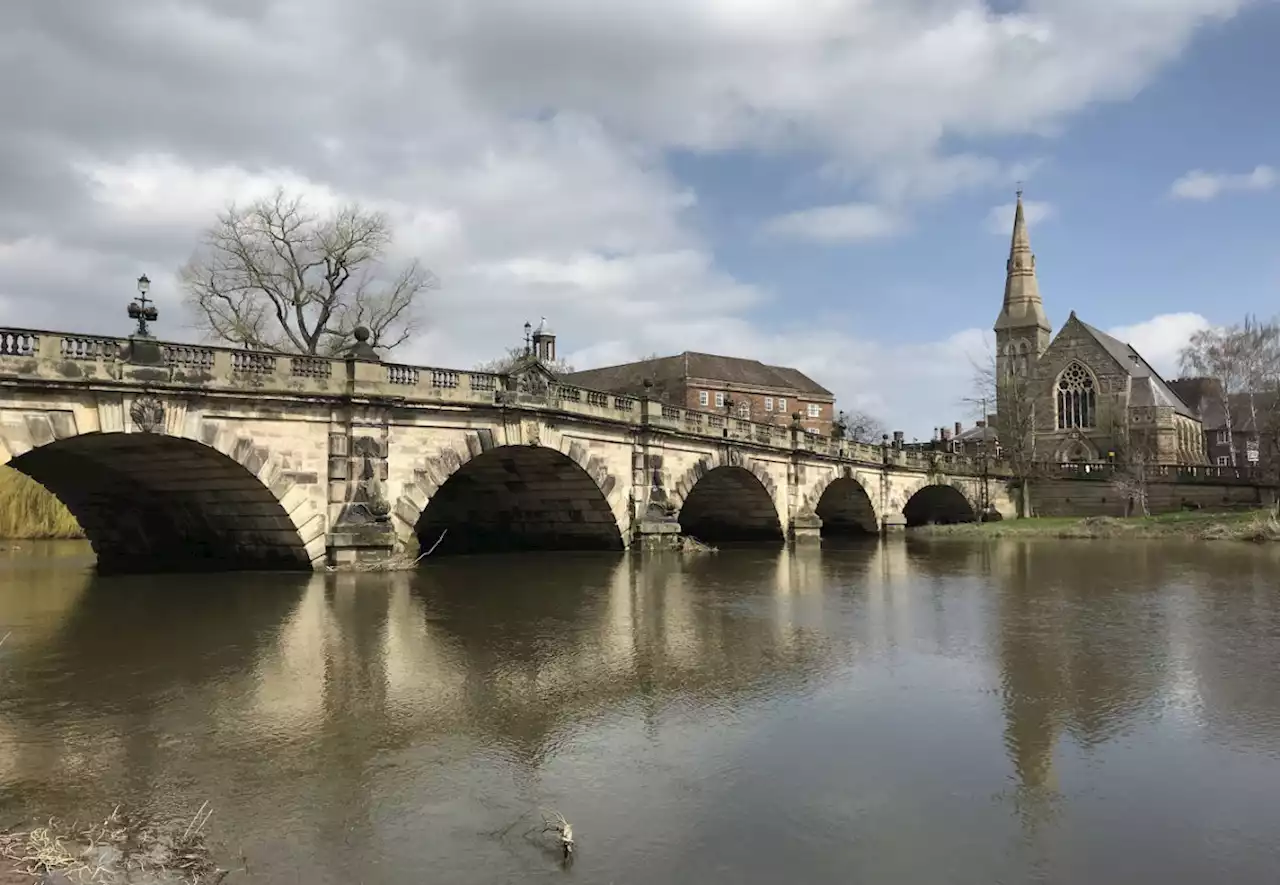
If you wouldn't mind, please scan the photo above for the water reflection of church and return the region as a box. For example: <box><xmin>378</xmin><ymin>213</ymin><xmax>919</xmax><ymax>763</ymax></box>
<box><xmin>993</xmin><ymin>194</ymin><xmax>1206</xmax><ymax>466</ymax></box>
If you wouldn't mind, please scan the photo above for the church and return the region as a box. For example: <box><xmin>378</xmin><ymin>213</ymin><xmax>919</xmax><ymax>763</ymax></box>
<box><xmin>993</xmin><ymin>194</ymin><xmax>1206</xmax><ymax>466</ymax></box>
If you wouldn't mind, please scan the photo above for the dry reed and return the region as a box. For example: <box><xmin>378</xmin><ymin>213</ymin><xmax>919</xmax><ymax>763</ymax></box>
<box><xmin>0</xmin><ymin>467</ymin><xmax>82</xmax><ymax>540</ymax></box>
<box><xmin>0</xmin><ymin>803</ymin><xmax>224</xmax><ymax>884</ymax></box>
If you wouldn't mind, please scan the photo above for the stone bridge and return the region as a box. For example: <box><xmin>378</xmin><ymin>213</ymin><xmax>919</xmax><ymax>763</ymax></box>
<box><xmin>0</xmin><ymin>327</ymin><xmax>1015</xmax><ymax>573</ymax></box>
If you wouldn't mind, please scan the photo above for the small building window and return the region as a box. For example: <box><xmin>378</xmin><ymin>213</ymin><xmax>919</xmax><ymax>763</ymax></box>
<box><xmin>765</xmin><ymin>397</ymin><xmax>774</xmax><ymax>411</ymax></box>
<box><xmin>1216</xmin><ymin>430</ymin><xmax>1230</xmax><ymax>444</ymax></box>
<box><xmin>1216</xmin><ymin>456</ymin><xmax>1229</xmax><ymax>466</ymax></box>
<box><xmin>737</xmin><ymin>402</ymin><xmax>750</xmax><ymax>418</ymax></box>
<box><xmin>714</xmin><ymin>392</ymin><xmax>726</xmax><ymax>408</ymax></box>
<box><xmin>777</xmin><ymin>398</ymin><xmax>787</xmax><ymax>412</ymax></box>
<box><xmin>807</xmin><ymin>403</ymin><xmax>821</xmax><ymax>418</ymax></box>
<box><xmin>699</xmin><ymin>390</ymin><xmax>709</xmax><ymax>406</ymax></box>
<box><xmin>1056</xmin><ymin>362</ymin><xmax>1096</xmax><ymax>430</ymax></box>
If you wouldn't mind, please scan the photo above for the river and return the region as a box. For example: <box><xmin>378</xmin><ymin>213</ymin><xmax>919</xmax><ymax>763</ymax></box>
<box><xmin>1</xmin><ymin>538</ymin><xmax>1279</xmax><ymax>884</ymax></box>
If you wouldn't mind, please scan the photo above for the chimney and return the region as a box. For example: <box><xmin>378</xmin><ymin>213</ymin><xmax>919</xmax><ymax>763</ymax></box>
<box><xmin>942</xmin><ymin>428</ymin><xmax>953</xmax><ymax>441</ymax></box>
<box><xmin>954</xmin><ymin>421</ymin><xmax>962</xmax><ymax>436</ymax></box>
<box><xmin>893</xmin><ymin>430</ymin><xmax>904</xmax><ymax>448</ymax></box>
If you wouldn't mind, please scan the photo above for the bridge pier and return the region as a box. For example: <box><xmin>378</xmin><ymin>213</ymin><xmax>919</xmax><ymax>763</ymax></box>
<box><xmin>790</xmin><ymin>509</ymin><xmax>822</xmax><ymax>543</ymax></box>
<box><xmin>881</xmin><ymin>513</ymin><xmax>907</xmax><ymax>534</ymax></box>
<box><xmin>328</xmin><ymin>525</ymin><xmax>399</xmax><ymax>568</ymax></box>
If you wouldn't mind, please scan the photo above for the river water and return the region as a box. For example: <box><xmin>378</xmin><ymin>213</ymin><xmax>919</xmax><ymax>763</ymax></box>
<box><xmin>1</xmin><ymin>539</ymin><xmax>1279</xmax><ymax>884</ymax></box>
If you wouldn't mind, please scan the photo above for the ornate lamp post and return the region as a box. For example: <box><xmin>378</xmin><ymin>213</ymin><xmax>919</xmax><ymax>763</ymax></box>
<box><xmin>128</xmin><ymin>274</ymin><xmax>158</xmax><ymax>338</ymax></box>
<box><xmin>523</xmin><ymin>321</ymin><xmax>533</xmax><ymax>356</ymax></box>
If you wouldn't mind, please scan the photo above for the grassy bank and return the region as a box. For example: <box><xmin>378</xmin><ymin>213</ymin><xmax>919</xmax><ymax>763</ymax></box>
<box><xmin>913</xmin><ymin>509</ymin><xmax>1280</xmax><ymax>542</ymax></box>
<box><xmin>0</xmin><ymin>466</ymin><xmax>83</xmax><ymax>540</ymax></box>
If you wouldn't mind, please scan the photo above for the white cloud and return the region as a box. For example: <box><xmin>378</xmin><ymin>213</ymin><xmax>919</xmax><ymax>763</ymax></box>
<box><xmin>1106</xmin><ymin>312</ymin><xmax>1211</xmax><ymax>377</ymax></box>
<box><xmin>985</xmin><ymin>199</ymin><xmax>1055</xmax><ymax>235</ymax></box>
<box><xmin>0</xmin><ymin>0</ymin><xmax>1266</xmax><ymax>439</ymax></box>
<box><xmin>1169</xmin><ymin>165</ymin><xmax>1277</xmax><ymax>201</ymax></box>
<box><xmin>762</xmin><ymin>203</ymin><xmax>905</xmax><ymax>243</ymax></box>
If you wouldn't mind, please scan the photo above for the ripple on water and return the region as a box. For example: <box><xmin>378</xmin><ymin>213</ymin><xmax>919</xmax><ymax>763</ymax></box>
<box><xmin>1</xmin><ymin>541</ymin><xmax>1279</xmax><ymax>884</ymax></box>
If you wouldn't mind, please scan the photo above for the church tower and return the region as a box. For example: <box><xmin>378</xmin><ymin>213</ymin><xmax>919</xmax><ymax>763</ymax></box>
<box><xmin>993</xmin><ymin>191</ymin><xmax>1052</xmax><ymax>383</ymax></box>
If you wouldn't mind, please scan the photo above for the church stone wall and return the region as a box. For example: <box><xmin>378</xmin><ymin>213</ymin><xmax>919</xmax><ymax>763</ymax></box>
<box><xmin>1031</xmin><ymin>320</ymin><xmax>1130</xmax><ymax>461</ymax></box>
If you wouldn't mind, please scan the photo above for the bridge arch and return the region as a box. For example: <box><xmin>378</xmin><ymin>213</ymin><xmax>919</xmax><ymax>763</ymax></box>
<box><xmin>670</xmin><ymin>454</ymin><xmax>784</xmax><ymax>543</ymax></box>
<box><xmin>0</xmin><ymin>406</ymin><xmax>325</xmax><ymax>573</ymax></box>
<box><xmin>902</xmin><ymin>482</ymin><xmax>978</xmax><ymax>527</ymax></box>
<box><xmin>804</xmin><ymin>470</ymin><xmax>881</xmax><ymax>536</ymax></box>
<box><xmin>393</xmin><ymin>425</ymin><xmax>629</xmax><ymax>555</ymax></box>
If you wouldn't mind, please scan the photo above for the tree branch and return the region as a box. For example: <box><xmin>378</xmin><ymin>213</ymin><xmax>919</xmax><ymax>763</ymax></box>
<box><xmin>181</xmin><ymin>188</ymin><xmax>433</xmax><ymax>355</ymax></box>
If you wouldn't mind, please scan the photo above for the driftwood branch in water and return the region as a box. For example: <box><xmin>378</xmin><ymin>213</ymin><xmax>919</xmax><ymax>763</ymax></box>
<box><xmin>412</xmin><ymin>529</ymin><xmax>448</xmax><ymax>564</ymax></box>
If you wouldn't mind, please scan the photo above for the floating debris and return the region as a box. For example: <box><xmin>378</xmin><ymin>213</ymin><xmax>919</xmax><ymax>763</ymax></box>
<box><xmin>540</xmin><ymin>810</ymin><xmax>575</xmax><ymax>859</ymax></box>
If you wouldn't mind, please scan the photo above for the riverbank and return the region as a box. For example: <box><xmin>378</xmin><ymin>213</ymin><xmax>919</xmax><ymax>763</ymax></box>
<box><xmin>0</xmin><ymin>467</ymin><xmax>82</xmax><ymax>540</ymax></box>
<box><xmin>913</xmin><ymin>509</ymin><xmax>1280</xmax><ymax>541</ymax></box>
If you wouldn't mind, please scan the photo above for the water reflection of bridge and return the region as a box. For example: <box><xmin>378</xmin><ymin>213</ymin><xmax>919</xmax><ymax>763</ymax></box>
<box><xmin>3</xmin><ymin>541</ymin><xmax>1280</xmax><ymax>880</ymax></box>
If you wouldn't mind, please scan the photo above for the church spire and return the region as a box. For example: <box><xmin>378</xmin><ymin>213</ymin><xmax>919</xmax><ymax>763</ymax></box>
<box><xmin>994</xmin><ymin>190</ymin><xmax>1050</xmax><ymax>335</ymax></box>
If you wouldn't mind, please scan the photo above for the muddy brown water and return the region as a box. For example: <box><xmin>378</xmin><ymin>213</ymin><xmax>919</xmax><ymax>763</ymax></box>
<box><xmin>1</xmin><ymin>539</ymin><xmax>1279</xmax><ymax>884</ymax></box>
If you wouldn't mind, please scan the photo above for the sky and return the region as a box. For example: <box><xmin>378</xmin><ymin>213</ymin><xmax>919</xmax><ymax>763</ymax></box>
<box><xmin>2</xmin><ymin>0</ymin><xmax>1278</xmax><ymax>439</ymax></box>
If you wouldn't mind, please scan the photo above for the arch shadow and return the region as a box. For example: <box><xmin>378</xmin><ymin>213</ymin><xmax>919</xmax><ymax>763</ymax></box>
<box><xmin>903</xmin><ymin>484</ymin><xmax>978</xmax><ymax>527</ymax></box>
<box><xmin>413</xmin><ymin>445</ymin><xmax>627</xmax><ymax>556</ymax></box>
<box><xmin>678</xmin><ymin>466</ymin><xmax>784</xmax><ymax>544</ymax></box>
<box><xmin>814</xmin><ymin>477</ymin><xmax>879</xmax><ymax>537</ymax></box>
<box><xmin>7</xmin><ymin>432</ymin><xmax>314</xmax><ymax>574</ymax></box>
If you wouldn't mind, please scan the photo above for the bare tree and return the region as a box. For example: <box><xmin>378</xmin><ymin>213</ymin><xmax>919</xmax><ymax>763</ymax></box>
<box><xmin>832</xmin><ymin>408</ymin><xmax>887</xmax><ymax>443</ymax></box>
<box><xmin>966</xmin><ymin>349</ymin><xmax>1039</xmax><ymax>516</ymax></box>
<box><xmin>181</xmin><ymin>188</ymin><xmax>437</xmax><ymax>355</ymax></box>
<box><xmin>1106</xmin><ymin>412</ymin><xmax>1156</xmax><ymax>517</ymax></box>
<box><xmin>474</xmin><ymin>345</ymin><xmax>575</xmax><ymax>376</ymax></box>
<box><xmin>1178</xmin><ymin>317</ymin><xmax>1280</xmax><ymax>467</ymax></box>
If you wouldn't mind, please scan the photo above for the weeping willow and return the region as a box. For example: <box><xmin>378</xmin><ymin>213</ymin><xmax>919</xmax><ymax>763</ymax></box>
<box><xmin>0</xmin><ymin>466</ymin><xmax>83</xmax><ymax>539</ymax></box>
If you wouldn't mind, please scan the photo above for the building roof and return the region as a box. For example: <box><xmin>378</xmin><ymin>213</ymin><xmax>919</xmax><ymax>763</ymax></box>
<box><xmin>1076</xmin><ymin>318</ymin><xmax>1198</xmax><ymax>420</ymax></box>
<box><xmin>562</xmin><ymin>351</ymin><xmax>834</xmax><ymax>398</ymax></box>
<box><xmin>955</xmin><ymin>424</ymin><xmax>998</xmax><ymax>444</ymax></box>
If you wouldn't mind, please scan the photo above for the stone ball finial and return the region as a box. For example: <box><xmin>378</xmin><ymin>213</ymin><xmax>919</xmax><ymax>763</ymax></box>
<box><xmin>643</xmin><ymin>377</ymin><xmax>654</xmax><ymax>389</ymax></box>
<box><xmin>353</xmin><ymin>325</ymin><xmax>371</xmax><ymax>342</ymax></box>
<box><xmin>792</xmin><ymin>411</ymin><xmax>802</xmax><ymax>422</ymax></box>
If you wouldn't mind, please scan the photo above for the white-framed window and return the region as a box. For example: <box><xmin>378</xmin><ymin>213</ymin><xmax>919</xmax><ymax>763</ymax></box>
<box><xmin>1216</xmin><ymin>430</ymin><xmax>1230</xmax><ymax>444</ymax></box>
<box><xmin>714</xmin><ymin>392</ymin><xmax>726</xmax><ymax>408</ymax></box>
<box><xmin>807</xmin><ymin>403</ymin><xmax>821</xmax><ymax>418</ymax></box>
<box><xmin>765</xmin><ymin>397</ymin><xmax>774</xmax><ymax>411</ymax></box>
<box><xmin>737</xmin><ymin>402</ymin><xmax>750</xmax><ymax>418</ymax></box>
<box><xmin>777</xmin><ymin>397</ymin><xmax>787</xmax><ymax>412</ymax></box>
<box><xmin>1216</xmin><ymin>456</ymin><xmax>1229</xmax><ymax>466</ymax></box>
<box><xmin>698</xmin><ymin>390</ymin><xmax>709</xmax><ymax>407</ymax></box>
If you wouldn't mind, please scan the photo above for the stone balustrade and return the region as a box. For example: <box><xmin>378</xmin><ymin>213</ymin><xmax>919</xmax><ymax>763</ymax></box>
<box><xmin>0</xmin><ymin>326</ymin><xmax>1018</xmax><ymax>474</ymax></box>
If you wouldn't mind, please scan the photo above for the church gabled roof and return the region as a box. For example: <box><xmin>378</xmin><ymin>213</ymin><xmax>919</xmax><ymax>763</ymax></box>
<box><xmin>1075</xmin><ymin>318</ymin><xmax>1198</xmax><ymax>420</ymax></box>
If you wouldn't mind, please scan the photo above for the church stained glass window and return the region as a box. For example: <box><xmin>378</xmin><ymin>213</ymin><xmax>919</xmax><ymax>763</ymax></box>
<box><xmin>1056</xmin><ymin>362</ymin><xmax>1096</xmax><ymax>429</ymax></box>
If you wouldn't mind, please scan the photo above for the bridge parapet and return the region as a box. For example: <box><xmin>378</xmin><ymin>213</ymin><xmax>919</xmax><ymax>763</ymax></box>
<box><xmin>0</xmin><ymin>326</ymin><xmax>1012</xmax><ymax>475</ymax></box>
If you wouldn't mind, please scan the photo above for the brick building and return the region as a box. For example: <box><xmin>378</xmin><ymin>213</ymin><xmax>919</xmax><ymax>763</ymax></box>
<box><xmin>560</xmin><ymin>352</ymin><xmax>836</xmax><ymax>434</ymax></box>
<box><xmin>1168</xmin><ymin>377</ymin><xmax>1278</xmax><ymax>468</ymax></box>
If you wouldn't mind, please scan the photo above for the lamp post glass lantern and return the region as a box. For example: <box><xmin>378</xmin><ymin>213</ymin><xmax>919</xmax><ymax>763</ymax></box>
<box><xmin>128</xmin><ymin>274</ymin><xmax>158</xmax><ymax>338</ymax></box>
